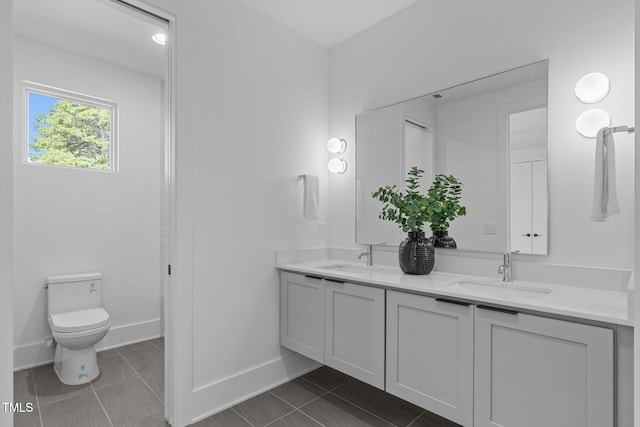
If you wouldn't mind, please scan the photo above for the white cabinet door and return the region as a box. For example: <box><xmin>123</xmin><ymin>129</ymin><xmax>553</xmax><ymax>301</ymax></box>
<box><xmin>474</xmin><ymin>306</ymin><xmax>613</xmax><ymax>427</ymax></box>
<box><xmin>386</xmin><ymin>291</ymin><xmax>473</xmax><ymax>426</ymax></box>
<box><xmin>325</xmin><ymin>280</ymin><xmax>385</xmax><ymax>389</ymax></box>
<box><xmin>280</xmin><ymin>272</ymin><xmax>324</xmax><ymax>363</ymax></box>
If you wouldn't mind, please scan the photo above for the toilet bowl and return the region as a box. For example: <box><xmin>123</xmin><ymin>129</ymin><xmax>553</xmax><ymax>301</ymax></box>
<box><xmin>46</xmin><ymin>273</ymin><xmax>111</xmax><ymax>385</ymax></box>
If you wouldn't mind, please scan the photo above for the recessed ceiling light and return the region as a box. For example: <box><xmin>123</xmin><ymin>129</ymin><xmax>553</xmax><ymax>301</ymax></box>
<box><xmin>152</xmin><ymin>33</ymin><xmax>167</xmax><ymax>46</ymax></box>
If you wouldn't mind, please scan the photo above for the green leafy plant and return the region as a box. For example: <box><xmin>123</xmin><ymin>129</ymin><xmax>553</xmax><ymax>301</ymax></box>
<box><xmin>372</xmin><ymin>166</ymin><xmax>466</xmax><ymax>233</ymax></box>
<box><xmin>30</xmin><ymin>99</ymin><xmax>111</xmax><ymax>170</ymax></box>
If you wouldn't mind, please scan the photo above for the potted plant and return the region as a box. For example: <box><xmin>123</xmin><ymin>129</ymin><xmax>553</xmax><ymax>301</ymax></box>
<box><xmin>372</xmin><ymin>167</ymin><xmax>466</xmax><ymax>274</ymax></box>
<box><xmin>424</xmin><ymin>173</ymin><xmax>466</xmax><ymax>248</ymax></box>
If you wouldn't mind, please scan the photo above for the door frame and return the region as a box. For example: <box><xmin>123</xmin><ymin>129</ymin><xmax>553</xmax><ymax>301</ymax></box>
<box><xmin>111</xmin><ymin>1</ymin><xmax>183</xmax><ymax>425</ymax></box>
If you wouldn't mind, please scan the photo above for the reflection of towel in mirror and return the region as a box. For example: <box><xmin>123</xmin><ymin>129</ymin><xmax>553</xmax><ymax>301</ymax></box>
<box><xmin>303</xmin><ymin>174</ymin><xmax>319</xmax><ymax>220</ymax></box>
<box><xmin>590</xmin><ymin>128</ymin><xmax>620</xmax><ymax>221</ymax></box>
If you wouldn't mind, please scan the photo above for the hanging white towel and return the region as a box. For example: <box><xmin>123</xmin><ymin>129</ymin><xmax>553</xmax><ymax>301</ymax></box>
<box><xmin>590</xmin><ymin>128</ymin><xmax>620</xmax><ymax>221</ymax></box>
<box><xmin>302</xmin><ymin>174</ymin><xmax>319</xmax><ymax>220</ymax></box>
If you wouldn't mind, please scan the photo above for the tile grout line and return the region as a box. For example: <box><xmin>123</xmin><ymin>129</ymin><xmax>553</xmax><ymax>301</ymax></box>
<box><xmin>298</xmin><ymin>375</ymin><xmax>353</xmax><ymax>393</ymax></box>
<box><xmin>89</xmin><ymin>381</ymin><xmax>114</xmax><ymax>427</ymax></box>
<box><xmin>261</xmin><ymin>390</ymin><xmax>303</xmax><ymax>427</ymax></box>
<box><xmin>267</xmin><ymin>390</ymin><xmax>298</xmax><ymax>410</ymax></box>
<box><xmin>406</xmin><ymin>410</ymin><xmax>426</xmax><ymax>427</ymax></box>
<box><xmin>291</xmin><ymin>409</ymin><xmax>328</xmax><ymax>427</ymax></box>
<box><xmin>328</xmin><ymin>390</ymin><xmax>401</xmax><ymax>427</ymax></box>
<box><xmin>262</xmin><ymin>407</ymin><xmax>297</xmax><ymax>427</ymax></box>
<box><xmin>149</xmin><ymin>339</ymin><xmax>164</xmax><ymax>353</ymax></box>
<box><xmin>115</xmin><ymin>347</ymin><xmax>164</xmax><ymax>405</ymax></box>
<box><xmin>294</xmin><ymin>390</ymin><xmax>330</xmax><ymax>411</ymax></box>
<box><xmin>230</xmin><ymin>406</ymin><xmax>257</xmax><ymax>427</ymax></box>
<box><xmin>294</xmin><ymin>375</ymin><xmax>400</xmax><ymax>427</ymax></box>
<box><xmin>29</xmin><ymin>368</ymin><xmax>44</xmax><ymax>427</ymax></box>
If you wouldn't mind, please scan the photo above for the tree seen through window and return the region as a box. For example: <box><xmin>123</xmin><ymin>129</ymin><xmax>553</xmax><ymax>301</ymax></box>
<box><xmin>28</xmin><ymin>91</ymin><xmax>114</xmax><ymax>171</ymax></box>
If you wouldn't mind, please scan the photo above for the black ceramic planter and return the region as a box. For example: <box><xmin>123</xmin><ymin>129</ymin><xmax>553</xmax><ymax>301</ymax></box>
<box><xmin>431</xmin><ymin>230</ymin><xmax>457</xmax><ymax>248</ymax></box>
<box><xmin>398</xmin><ymin>231</ymin><xmax>435</xmax><ymax>275</ymax></box>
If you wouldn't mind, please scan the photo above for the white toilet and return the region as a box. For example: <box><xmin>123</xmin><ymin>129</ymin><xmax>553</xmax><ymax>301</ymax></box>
<box><xmin>46</xmin><ymin>272</ymin><xmax>111</xmax><ymax>385</ymax></box>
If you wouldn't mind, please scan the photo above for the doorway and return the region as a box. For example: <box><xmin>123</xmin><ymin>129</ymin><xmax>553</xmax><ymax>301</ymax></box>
<box><xmin>12</xmin><ymin>0</ymin><xmax>173</xmax><ymax>423</ymax></box>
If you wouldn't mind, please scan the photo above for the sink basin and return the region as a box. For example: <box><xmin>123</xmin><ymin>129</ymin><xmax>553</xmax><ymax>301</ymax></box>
<box><xmin>446</xmin><ymin>281</ymin><xmax>551</xmax><ymax>300</ymax></box>
<box><xmin>318</xmin><ymin>264</ymin><xmax>384</xmax><ymax>275</ymax></box>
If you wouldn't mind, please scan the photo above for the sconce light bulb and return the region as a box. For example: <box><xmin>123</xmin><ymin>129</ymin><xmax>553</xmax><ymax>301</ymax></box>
<box><xmin>327</xmin><ymin>138</ymin><xmax>347</xmax><ymax>154</ymax></box>
<box><xmin>575</xmin><ymin>72</ymin><xmax>609</xmax><ymax>104</ymax></box>
<box><xmin>575</xmin><ymin>108</ymin><xmax>610</xmax><ymax>138</ymax></box>
<box><xmin>328</xmin><ymin>158</ymin><xmax>347</xmax><ymax>174</ymax></box>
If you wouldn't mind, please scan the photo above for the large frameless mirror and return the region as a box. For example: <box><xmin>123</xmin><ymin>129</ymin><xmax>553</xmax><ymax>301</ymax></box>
<box><xmin>356</xmin><ymin>59</ymin><xmax>549</xmax><ymax>254</ymax></box>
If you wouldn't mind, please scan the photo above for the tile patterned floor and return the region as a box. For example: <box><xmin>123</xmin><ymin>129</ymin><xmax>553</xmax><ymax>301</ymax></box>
<box><xmin>191</xmin><ymin>366</ymin><xmax>462</xmax><ymax>427</ymax></box>
<box><xmin>13</xmin><ymin>337</ymin><xmax>165</xmax><ymax>427</ymax></box>
<box><xmin>15</xmin><ymin>341</ymin><xmax>461</xmax><ymax>427</ymax></box>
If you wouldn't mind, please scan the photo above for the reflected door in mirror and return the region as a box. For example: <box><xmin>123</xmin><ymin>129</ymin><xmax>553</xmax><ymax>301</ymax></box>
<box><xmin>508</xmin><ymin>107</ymin><xmax>548</xmax><ymax>255</ymax></box>
<box><xmin>510</xmin><ymin>161</ymin><xmax>548</xmax><ymax>254</ymax></box>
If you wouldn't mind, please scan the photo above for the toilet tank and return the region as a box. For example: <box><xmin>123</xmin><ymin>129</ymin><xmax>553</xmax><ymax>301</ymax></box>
<box><xmin>46</xmin><ymin>272</ymin><xmax>103</xmax><ymax>316</ymax></box>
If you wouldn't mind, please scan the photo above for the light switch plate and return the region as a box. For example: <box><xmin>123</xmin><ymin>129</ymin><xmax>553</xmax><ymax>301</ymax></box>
<box><xmin>483</xmin><ymin>222</ymin><xmax>497</xmax><ymax>234</ymax></box>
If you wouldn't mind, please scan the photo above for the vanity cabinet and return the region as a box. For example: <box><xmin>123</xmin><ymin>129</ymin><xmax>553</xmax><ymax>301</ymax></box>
<box><xmin>474</xmin><ymin>306</ymin><xmax>613</xmax><ymax>427</ymax></box>
<box><xmin>280</xmin><ymin>269</ymin><xmax>621</xmax><ymax>427</ymax></box>
<box><xmin>279</xmin><ymin>272</ymin><xmax>385</xmax><ymax>389</ymax></box>
<box><xmin>386</xmin><ymin>291</ymin><xmax>473</xmax><ymax>426</ymax></box>
<box><xmin>279</xmin><ymin>272</ymin><xmax>325</xmax><ymax>363</ymax></box>
<box><xmin>324</xmin><ymin>280</ymin><xmax>385</xmax><ymax>389</ymax></box>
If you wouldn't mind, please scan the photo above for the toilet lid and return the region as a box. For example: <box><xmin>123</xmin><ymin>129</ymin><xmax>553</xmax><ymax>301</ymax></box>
<box><xmin>49</xmin><ymin>308</ymin><xmax>110</xmax><ymax>333</ymax></box>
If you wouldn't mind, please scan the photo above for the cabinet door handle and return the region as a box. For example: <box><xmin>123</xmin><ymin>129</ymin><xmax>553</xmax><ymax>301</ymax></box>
<box><xmin>325</xmin><ymin>278</ymin><xmax>345</xmax><ymax>284</ymax></box>
<box><xmin>522</xmin><ymin>233</ymin><xmax>531</xmax><ymax>237</ymax></box>
<box><xmin>533</xmin><ymin>233</ymin><xmax>542</xmax><ymax>237</ymax></box>
<box><xmin>477</xmin><ymin>305</ymin><xmax>519</xmax><ymax>315</ymax></box>
<box><xmin>304</xmin><ymin>274</ymin><xmax>324</xmax><ymax>281</ymax></box>
<box><xmin>435</xmin><ymin>298</ymin><xmax>471</xmax><ymax>307</ymax></box>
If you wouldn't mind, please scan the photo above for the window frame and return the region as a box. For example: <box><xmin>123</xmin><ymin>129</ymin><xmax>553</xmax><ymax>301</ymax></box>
<box><xmin>23</xmin><ymin>81</ymin><xmax>119</xmax><ymax>173</ymax></box>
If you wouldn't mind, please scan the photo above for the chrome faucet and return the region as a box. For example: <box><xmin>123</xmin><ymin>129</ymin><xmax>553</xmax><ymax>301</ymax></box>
<box><xmin>358</xmin><ymin>243</ymin><xmax>385</xmax><ymax>267</ymax></box>
<box><xmin>498</xmin><ymin>251</ymin><xmax>518</xmax><ymax>282</ymax></box>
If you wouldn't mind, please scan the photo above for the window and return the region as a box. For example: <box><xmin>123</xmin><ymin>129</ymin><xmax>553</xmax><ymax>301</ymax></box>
<box><xmin>24</xmin><ymin>82</ymin><xmax>118</xmax><ymax>172</ymax></box>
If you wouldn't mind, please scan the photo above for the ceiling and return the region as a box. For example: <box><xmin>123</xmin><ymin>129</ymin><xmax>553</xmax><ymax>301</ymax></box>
<box><xmin>13</xmin><ymin>0</ymin><xmax>420</xmax><ymax>77</ymax></box>
<box><xmin>240</xmin><ymin>0</ymin><xmax>421</xmax><ymax>47</ymax></box>
<box><xmin>13</xmin><ymin>0</ymin><xmax>167</xmax><ymax>78</ymax></box>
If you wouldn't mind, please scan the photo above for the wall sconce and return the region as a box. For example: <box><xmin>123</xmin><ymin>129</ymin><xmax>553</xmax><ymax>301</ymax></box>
<box><xmin>575</xmin><ymin>72</ymin><xmax>610</xmax><ymax>103</ymax></box>
<box><xmin>327</xmin><ymin>137</ymin><xmax>347</xmax><ymax>154</ymax></box>
<box><xmin>328</xmin><ymin>158</ymin><xmax>347</xmax><ymax>174</ymax></box>
<box><xmin>576</xmin><ymin>108</ymin><xmax>610</xmax><ymax>137</ymax></box>
<box><xmin>327</xmin><ymin>137</ymin><xmax>347</xmax><ymax>173</ymax></box>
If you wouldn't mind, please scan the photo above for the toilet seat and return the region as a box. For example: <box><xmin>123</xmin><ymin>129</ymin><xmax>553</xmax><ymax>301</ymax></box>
<box><xmin>49</xmin><ymin>308</ymin><xmax>110</xmax><ymax>333</ymax></box>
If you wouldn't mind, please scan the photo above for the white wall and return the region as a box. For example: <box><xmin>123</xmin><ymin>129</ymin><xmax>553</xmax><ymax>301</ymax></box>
<box><xmin>12</xmin><ymin>37</ymin><xmax>163</xmax><ymax>368</ymax></box>
<box><xmin>329</xmin><ymin>0</ymin><xmax>635</xmax><ymax>270</ymax></box>
<box><xmin>189</xmin><ymin>1</ymin><xmax>328</xmax><ymax>418</ymax></box>
<box><xmin>136</xmin><ymin>0</ymin><xmax>329</xmax><ymax>424</ymax></box>
<box><xmin>0</xmin><ymin>1</ymin><xmax>14</xmax><ymax>425</ymax></box>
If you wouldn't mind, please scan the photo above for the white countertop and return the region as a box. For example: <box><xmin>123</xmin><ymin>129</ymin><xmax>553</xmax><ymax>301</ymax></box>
<box><xmin>277</xmin><ymin>259</ymin><xmax>633</xmax><ymax>327</ymax></box>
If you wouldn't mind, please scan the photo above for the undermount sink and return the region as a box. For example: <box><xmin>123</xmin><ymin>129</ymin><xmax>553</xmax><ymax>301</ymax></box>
<box><xmin>446</xmin><ymin>280</ymin><xmax>551</xmax><ymax>300</ymax></box>
<box><xmin>318</xmin><ymin>264</ymin><xmax>384</xmax><ymax>275</ymax></box>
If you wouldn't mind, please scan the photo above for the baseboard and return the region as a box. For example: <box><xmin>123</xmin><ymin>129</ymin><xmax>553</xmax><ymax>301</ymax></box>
<box><xmin>190</xmin><ymin>351</ymin><xmax>320</xmax><ymax>424</ymax></box>
<box><xmin>13</xmin><ymin>318</ymin><xmax>161</xmax><ymax>370</ymax></box>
